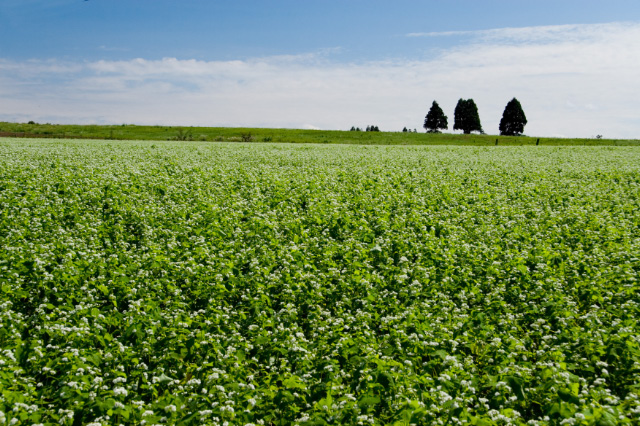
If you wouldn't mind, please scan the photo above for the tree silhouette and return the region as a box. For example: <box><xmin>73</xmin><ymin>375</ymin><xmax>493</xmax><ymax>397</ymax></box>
<box><xmin>453</xmin><ymin>99</ymin><xmax>483</xmax><ymax>134</ymax></box>
<box><xmin>499</xmin><ymin>98</ymin><xmax>527</xmax><ymax>136</ymax></box>
<box><xmin>423</xmin><ymin>101</ymin><xmax>448</xmax><ymax>133</ymax></box>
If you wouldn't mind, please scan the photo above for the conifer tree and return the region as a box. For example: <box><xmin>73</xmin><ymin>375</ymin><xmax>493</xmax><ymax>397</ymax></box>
<box><xmin>453</xmin><ymin>99</ymin><xmax>483</xmax><ymax>134</ymax></box>
<box><xmin>423</xmin><ymin>101</ymin><xmax>448</xmax><ymax>133</ymax></box>
<box><xmin>499</xmin><ymin>98</ymin><xmax>527</xmax><ymax>136</ymax></box>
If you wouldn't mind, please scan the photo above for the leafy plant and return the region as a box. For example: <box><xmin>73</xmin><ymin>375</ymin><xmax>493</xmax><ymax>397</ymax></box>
<box><xmin>1</xmin><ymin>140</ymin><xmax>639</xmax><ymax>425</ymax></box>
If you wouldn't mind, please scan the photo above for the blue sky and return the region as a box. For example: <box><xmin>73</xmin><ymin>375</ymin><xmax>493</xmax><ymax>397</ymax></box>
<box><xmin>1</xmin><ymin>0</ymin><xmax>640</xmax><ymax>137</ymax></box>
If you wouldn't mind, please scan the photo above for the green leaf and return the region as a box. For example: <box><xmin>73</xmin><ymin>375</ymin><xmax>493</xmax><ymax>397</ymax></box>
<box><xmin>155</xmin><ymin>373</ymin><xmax>173</xmax><ymax>384</ymax></box>
<box><xmin>506</xmin><ymin>376</ymin><xmax>526</xmax><ymax>401</ymax></box>
<box><xmin>283</xmin><ymin>375</ymin><xmax>306</xmax><ymax>390</ymax></box>
<box><xmin>558</xmin><ymin>389</ymin><xmax>580</xmax><ymax>405</ymax></box>
<box><xmin>358</xmin><ymin>395</ymin><xmax>381</xmax><ymax>409</ymax></box>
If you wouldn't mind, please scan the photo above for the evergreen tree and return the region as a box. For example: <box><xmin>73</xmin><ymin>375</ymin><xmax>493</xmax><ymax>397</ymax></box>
<box><xmin>423</xmin><ymin>101</ymin><xmax>448</xmax><ymax>133</ymax></box>
<box><xmin>499</xmin><ymin>98</ymin><xmax>527</xmax><ymax>136</ymax></box>
<box><xmin>453</xmin><ymin>99</ymin><xmax>483</xmax><ymax>134</ymax></box>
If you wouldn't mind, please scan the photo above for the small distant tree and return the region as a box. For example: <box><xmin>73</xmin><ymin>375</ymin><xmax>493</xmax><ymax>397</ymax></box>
<box><xmin>423</xmin><ymin>101</ymin><xmax>448</xmax><ymax>133</ymax></box>
<box><xmin>453</xmin><ymin>99</ymin><xmax>483</xmax><ymax>134</ymax></box>
<box><xmin>499</xmin><ymin>98</ymin><xmax>527</xmax><ymax>136</ymax></box>
<box><xmin>174</xmin><ymin>128</ymin><xmax>193</xmax><ymax>141</ymax></box>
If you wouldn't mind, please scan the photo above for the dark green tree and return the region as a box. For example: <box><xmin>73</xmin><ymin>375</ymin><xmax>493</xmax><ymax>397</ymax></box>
<box><xmin>423</xmin><ymin>101</ymin><xmax>448</xmax><ymax>133</ymax></box>
<box><xmin>499</xmin><ymin>98</ymin><xmax>527</xmax><ymax>136</ymax></box>
<box><xmin>453</xmin><ymin>99</ymin><xmax>483</xmax><ymax>134</ymax></box>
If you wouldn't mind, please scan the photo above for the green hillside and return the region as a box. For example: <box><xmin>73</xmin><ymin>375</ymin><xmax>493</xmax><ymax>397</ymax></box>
<box><xmin>0</xmin><ymin>121</ymin><xmax>637</xmax><ymax>145</ymax></box>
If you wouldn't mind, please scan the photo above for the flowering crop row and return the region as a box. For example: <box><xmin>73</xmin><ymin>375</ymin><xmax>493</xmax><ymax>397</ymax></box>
<box><xmin>0</xmin><ymin>139</ymin><xmax>639</xmax><ymax>425</ymax></box>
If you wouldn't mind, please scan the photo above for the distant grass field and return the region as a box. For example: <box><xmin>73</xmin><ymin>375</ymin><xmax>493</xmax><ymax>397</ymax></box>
<box><xmin>0</xmin><ymin>121</ymin><xmax>638</xmax><ymax>146</ymax></box>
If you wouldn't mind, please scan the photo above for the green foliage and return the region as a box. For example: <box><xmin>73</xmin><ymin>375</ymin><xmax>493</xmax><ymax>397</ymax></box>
<box><xmin>423</xmin><ymin>100</ymin><xmax>448</xmax><ymax>133</ymax></box>
<box><xmin>454</xmin><ymin>98</ymin><xmax>483</xmax><ymax>134</ymax></box>
<box><xmin>500</xmin><ymin>98</ymin><xmax>528</xmax><ymax>136</ymax></box>
<box><xmin>1</xmin><ymin>139</ymin><xmax>640</xmax><ymax>424</ymax></box>
<box><xmin>173</xmin><ymin>128</ymin><xmax>193</xmax><ymax>141</ymax></box>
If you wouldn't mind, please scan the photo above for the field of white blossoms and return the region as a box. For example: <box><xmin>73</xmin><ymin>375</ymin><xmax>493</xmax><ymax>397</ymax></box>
<box><xmin>1</xmin><ymin>139</ymin><xmax>639</xmax><ymax>426</ymax></box>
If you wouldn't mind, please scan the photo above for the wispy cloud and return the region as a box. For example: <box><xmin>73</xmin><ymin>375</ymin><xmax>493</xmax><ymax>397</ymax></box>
<box><xmin>1</xmin><ymin>22</ymin><xmax>639</xmax><ymax>138</ymax></box>
<box><xmin>407</xmin><ymin>30</ymin><xmax>475</xmax><ymax>38</ymax></box>
<box><xmin>407</xmin><ymin>21</ymin><xmax>640</xmax><ymax>44</ymax></box>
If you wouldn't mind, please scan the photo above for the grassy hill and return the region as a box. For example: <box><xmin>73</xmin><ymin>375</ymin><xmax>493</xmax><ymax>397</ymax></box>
<box><xmin>0</xmin><ymin>121</ymin><xmax>637</xmax><ymax>146</ymax></box>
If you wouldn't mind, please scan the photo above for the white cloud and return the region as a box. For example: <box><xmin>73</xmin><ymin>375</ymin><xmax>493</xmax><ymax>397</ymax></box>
<box><xmin>407</xmin><ymin>21</ymin><xmax>640</xmax><ymax>45</ymax></box>
<box><xmin>1</xmin><ymin>21</ymin><xmax>639</xmax><ymax>138</ymax></box>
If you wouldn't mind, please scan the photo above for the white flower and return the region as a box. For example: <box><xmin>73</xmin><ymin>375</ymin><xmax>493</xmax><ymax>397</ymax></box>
<box><xmin>113</xmin><ymin>387</ymin><xmax>128</xmax><ymax>397</ymax></box>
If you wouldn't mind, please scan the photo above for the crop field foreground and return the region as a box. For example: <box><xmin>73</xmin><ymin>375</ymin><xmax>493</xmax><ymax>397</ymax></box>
<box><xmin>1</xmin><ymin>139</ymin><xmax>639</xmax><ymax>426</ymax></box>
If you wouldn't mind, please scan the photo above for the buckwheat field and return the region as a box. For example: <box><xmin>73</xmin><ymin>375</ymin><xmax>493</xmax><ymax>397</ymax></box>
<box><xmin>1</xmin><ymin>139</ymin><xmax>639</xmax><ymax>426</ymax></box>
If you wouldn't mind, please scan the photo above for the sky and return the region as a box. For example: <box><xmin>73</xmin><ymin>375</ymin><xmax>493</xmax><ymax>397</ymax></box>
<box><xmin>1</xmin><ymin>0</ymin><xmax>639</xmax><ymax>138</ymax></box>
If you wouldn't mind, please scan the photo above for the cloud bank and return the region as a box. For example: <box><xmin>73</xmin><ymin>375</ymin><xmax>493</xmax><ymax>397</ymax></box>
<box><xmin>1</xmin><ymin>21</ymin><xmax>638</xmax><ymax>138</ymax></box>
